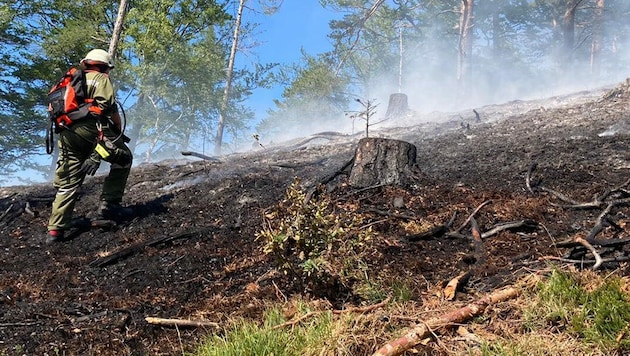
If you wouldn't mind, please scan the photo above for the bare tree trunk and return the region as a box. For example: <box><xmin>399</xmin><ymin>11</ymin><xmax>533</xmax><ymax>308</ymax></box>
<box><xmin>215</xmin><ymin>0</ymin><xmax>245</xmax><ymax>155</ymax></box>
<box><xmin>590</xmin><ymin>0</ymin><xmax>605</xmax><ymax>77</ymax></box>
<box><xmin>562</xmin><ymin>0</ymin><xmax>583</xmax><ymax>66</ymax></box>
<box><xmin>457</xmin><ymin>0</ymin><xmax>474</xmax><ymax>101</ymax></box>
<box><xmin>108</xmin><ymin>0</ymin><xmax>129</xmax><ymax>56</ymax></box>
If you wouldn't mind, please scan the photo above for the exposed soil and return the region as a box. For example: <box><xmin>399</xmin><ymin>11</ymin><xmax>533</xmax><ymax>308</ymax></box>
<box><xmin>1</xmin><ymin>82</ymin><xmax>629</xmax><ymax>355</ymax></box>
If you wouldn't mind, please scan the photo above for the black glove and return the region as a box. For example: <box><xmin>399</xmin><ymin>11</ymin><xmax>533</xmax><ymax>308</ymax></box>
<box><xmin>95</xmin><ymin>137</ymin><xmax>132</xmax><ymax>166</ymax></box>
<box><xmin>81</xmin><ymin>153</ymin><xmax>101</xmax><ymax>176</ymax></box>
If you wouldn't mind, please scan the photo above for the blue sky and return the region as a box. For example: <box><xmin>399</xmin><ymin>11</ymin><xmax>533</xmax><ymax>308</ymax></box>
<box><xmin>240</xmin><ymin>2</ymin><xmax>339</xmax><ymax>119</ymax></box>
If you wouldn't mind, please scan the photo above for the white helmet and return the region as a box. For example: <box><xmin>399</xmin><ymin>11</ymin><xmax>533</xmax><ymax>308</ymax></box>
<box><xmin>81</xmin><ymin>49</ymin><xmax>114</xmax><ymax>68</ymax></box>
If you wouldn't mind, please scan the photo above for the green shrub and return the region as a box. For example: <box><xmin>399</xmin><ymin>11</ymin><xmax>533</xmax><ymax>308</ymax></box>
<box><xmin>256</xmin><ymin>179</ymin><xmax>376</xmax><ymax>299</ymax></box>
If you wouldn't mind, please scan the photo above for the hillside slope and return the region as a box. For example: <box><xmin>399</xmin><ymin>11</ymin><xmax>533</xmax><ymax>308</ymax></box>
<box><xmin>1</xmin><ymin>82</ymin><xmax>629</xmax><ymax>355</ymax></box>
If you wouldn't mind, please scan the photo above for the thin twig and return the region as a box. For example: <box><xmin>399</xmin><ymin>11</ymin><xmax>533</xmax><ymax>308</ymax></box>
<box><xmin>575</xmin><ymin>237</ymin><xmax>603</xmax><ymax>270</ymax></box>
<box><xmin>454</xmin><ymin>200</ymin><xmax>492</xmax><ymax>233</ymax></box>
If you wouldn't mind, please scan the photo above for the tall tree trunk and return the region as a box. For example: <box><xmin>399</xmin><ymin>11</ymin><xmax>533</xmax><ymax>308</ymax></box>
<box><xmin>457</xmin><ymin>0</ymin><xmax>474</xmax><ymax>101</ymax></box>
<box><xmin>562</xmin><ymin>0</ymin><xmax>583</xmax><ymax>66</ymax></box>
<box><xmin>590</xmin><ymin>0</ymin><xmax>605</xmax><ymax>77</ymax></box>
<box><xmin>215</xmin><ymin>0</ymin><xmax>245</xmax><ymax>155</ymax></box>
<box><xmin>108</xmin><ymin>0</ymin><xmax>129</xmax><ymax>56</ymax></box>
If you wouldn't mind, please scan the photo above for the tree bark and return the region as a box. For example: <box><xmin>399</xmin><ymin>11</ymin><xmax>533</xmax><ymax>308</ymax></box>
<box><xmin>562</xmin><ymin>0</ymin><xmax>583</xmax><ymax>66</ymax></box>
<box><xmin>349</xmin><ymin>138</ymin><xmax>417</xmax><ymax>188</ymax></box>
<box><xmin>215</xmin><ymin>0</ymin><xmax>245</xmax><ymax>155</ymax></box>
<box><xmin>590</xmin><ymin>0</ymin><xmax>605</xmax><ymax>77</ymax></box>
<box><xmin>457</xmin><ymin>0</ymin><xmax>474</xmax><ymax>101</ymax></box>
<box><xmin>108</xmin><ymin>0</ymin><xmax>129</xmax><ymax>57</ymax></box>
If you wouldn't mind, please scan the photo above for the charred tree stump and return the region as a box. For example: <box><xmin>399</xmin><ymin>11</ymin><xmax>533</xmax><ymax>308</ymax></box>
<box><xmin>385</xmin><ymin>93</ymin><xmax>409</xmax><ymax>119</ymax></box>
<box><xmin>349</xmin><ymin>137</ymin><xmax>417</xmax><ymax>188</ymax></box>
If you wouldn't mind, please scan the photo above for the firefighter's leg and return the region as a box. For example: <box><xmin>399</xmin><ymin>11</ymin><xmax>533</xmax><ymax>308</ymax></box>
<box><xmin>100</xmin><ymin>132</ymin><xmax>132</xmax><ymax>203</ymax></box>
<box><xmin>47</xmin><ymin>127</ymin><xmax>93</xmax><ymax>231</ymax></box>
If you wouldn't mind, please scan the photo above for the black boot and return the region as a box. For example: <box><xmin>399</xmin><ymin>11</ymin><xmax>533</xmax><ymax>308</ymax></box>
<box><xmin>45</xmin><ymin>229</ymin><xmax>65</xmax><ymax>244</ymax></box>
<box><xmin>97</xmin><ymin>201</ymin><xmax>134</xmax><ymax>220</ymax></box>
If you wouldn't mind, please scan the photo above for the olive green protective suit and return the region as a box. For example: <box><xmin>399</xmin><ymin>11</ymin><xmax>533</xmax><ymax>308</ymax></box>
<box><xmin>47</xmin><ymin>71</ymin><xmax>133</xmax><ymax>231</ymax></box>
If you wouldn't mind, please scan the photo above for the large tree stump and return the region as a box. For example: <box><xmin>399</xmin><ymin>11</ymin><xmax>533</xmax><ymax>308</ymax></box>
<box><xmin>349</xmin><ymin>137</ymin><xmax>417</xmax><ymax>188</ymax></box>
<box><xmin>385</xmin><ymin>93</ymin><xmax>409</xmax><ymax>119</ymax></box>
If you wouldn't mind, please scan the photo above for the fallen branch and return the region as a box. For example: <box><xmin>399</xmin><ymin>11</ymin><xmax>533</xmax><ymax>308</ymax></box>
<box><xmin>24</xmin><ymin>202</ymin><xmax>37</xmax><ymax>217</ymax></box>
<box><xmin>585</xmin><ymin>203</ymin><xmax>617</xmax><ymax>241</ymax></box>
<box><xmin>372</xmin><ymin>287</ymin><xmax>519</xmax><ymax>356</ymax></box>
<box><xmin>480</xmin><ymin>220</ymin><xmax>538</xmax><ymax>239</ymax></box>
<box><xmin>540</xmin><ymin>255</ymin><xmax>630</xmax><ymax>266</ymax></box>
<box><xmin>272</xmin><ymin>311</ymin><xmax>318</xmax><ymax>330</ymax></box>
<box><xmin>145</xmin><ymin>317</ymin><xmax>219</xmax><ymax>328</ymax></box>
<box><xmin>527</xmin><ymin>163</ymin><xmax>630</xmax><ymax>208</ymax></box>
<box><xmin>470</xmin><ymin>217</ymin><xmax>486</xmax><ymax>265</ymax></box>
<box><xmin>443</xmin><ymin>270</ymin><xmax>472</xmax><ymax>301</ymax></box>
<box><xmin>90</xmin><ymin>229</ymin><xmax>207</xmax><ymax>268</ymax></box>
<box><xmin>407</xmin><ymin>225</ymin><xmax>448</xmax><ymax>241</ymax></box>
<box><xmin>365</xmin><ymin>208</ymin><xmax>420</xmax><ymax>221</ymax></box>
<box><xmin>305</xmin><ymin>158</ymin><xmax>355</xmax><ymax>203</ymax></box>
<box><xmin>0</xmin><ymin>321</ymin><xmax>41</xmax><ymax>327</ymax></box>
<box><xmin>555</xmin><ymin>236</ymin><xmax>630</xmax><ymax>249</ymax></box>
<box><xmin>320</xmin><ymin>158</ymin><xmax>354</xmax><ymax>186</ymax></box>
<box><xmin>408</xmin><ymin>212</ymin><xmax>457</xmax><ymax>241</ymax></box>
<box><xmin>0</xmin><ymin>203</ymin><xmax>13</xmax><ymax>222</ymax></box>
<box><xmin>271</xmin><ymin>158</ymin><xmax>326</xmax><ymax>169</ymax></box>
<box><xmin>181</xmin><ymin>151</ymin><xmax>221</xmax><ymax>161</ymax></box>
<box><xmin>575</xmin><ymin>237</ymin><xmax>603</xmax><ymax>270</ymax></box>
<box><xmin>454</xmin><ymin>200</ymin><xmax>492</xmax><ymax>234</ymax></box>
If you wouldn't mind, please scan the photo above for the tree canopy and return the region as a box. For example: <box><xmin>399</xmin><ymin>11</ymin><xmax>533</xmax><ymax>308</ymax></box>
<box><xmin>1</xmin><ymin>0</ymin><xmax>629</xmax><ymax>185</ymax></box>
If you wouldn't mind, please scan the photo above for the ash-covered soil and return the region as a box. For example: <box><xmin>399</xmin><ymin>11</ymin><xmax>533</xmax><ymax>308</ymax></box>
<box><xmin>1</xmin><ymin>82</ymin><xmax>629</xmax><ymax>355</ymax></box>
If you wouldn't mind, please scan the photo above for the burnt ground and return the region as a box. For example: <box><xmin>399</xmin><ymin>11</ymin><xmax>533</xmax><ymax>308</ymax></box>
<box><xmin>1</xmin><ymin>82</ymin><xmax>629</xmax><ymax>355</ymax></box>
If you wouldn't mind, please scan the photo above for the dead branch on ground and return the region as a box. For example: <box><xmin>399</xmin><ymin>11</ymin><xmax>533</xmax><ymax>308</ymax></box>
<box><xmin>443</xmin><ymin>270</ymin><xmax>472</xmax><ymax>301</ymax></box>
<box><xmin>372</xmin><ymin>287</ymin><xmax>519</xmax><ymax>356</ymax></box>
<box><xmin>527</xmin><ymin>163</ymin><xmax>630</xmax><ymax>209</ymax></box>
<box><xmin>453</xmin><ymin>200</ymin><xmax>492</xmax><ymax>234</ymax></box>
<box><xmin>574</xmin><ymin>237</ymin><xmax>603</xmax><ymax>269</ymax></box>
<box><xmin>90</xmin><ymin>229</ymin><xmax>209</xmax><ymax>268</ymax></box>
<box><xmin>181</xmin><ymin>151</ymin><xmax>221</xmax><ymax>161</ymax></box>
<box><xmin>365</xmin><ymin>208</ymin><xmax>420</xmax><ymax>221</ymax></box>
<box><xmin>271</xmin><ymin>158</ymin><xmax>326</xmax><ymax>169</ymax></box>
<box><xmin>539</xmin><ymin>255</ymin><xmax>630</xmax><ymax>266</ymax></box>
<box><xmin>527</xmin><ymin>163</ymin><xmax>630</xmax><ymax>269</ymax></box>
<box><xmin>305</xmin><ymin>158</ymin><xmax>355</xmax><ymax>203</ymax></box>
<box><xmin>145</xmin><ymin>317</ymin><xmax>220</xmax><ymax>328</ymax></box>
<box><xmin>407</xmin><ymin>212</ymin><xmax>457</xmax><ymax>241</ymax></box>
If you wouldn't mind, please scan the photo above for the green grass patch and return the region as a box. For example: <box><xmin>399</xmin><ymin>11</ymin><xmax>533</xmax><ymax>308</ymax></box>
<box><xmin>192</xmin><ymin>306</ymin><xmax>334</xmax><ymax>356</ymax></box>
<box><xmin>520</xmin><ymin>269</ymin><xmax>630</xmax><ymax>351</ymax></box>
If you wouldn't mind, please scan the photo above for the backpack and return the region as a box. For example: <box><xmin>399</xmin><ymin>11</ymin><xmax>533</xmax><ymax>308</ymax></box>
<box><xmin>45</xmin><ymin>67</ymin><xmax>95</xmax><ymax>153</ymax></box>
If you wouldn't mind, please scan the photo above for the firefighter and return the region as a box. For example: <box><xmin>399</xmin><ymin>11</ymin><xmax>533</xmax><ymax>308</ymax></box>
<box><xmin>46</xmin><ymin>49</ymin><xmax>133</xmax><ymax>243</ymax></box>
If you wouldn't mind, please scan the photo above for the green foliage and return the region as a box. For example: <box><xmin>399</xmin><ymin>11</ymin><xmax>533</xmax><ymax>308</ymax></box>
<box><xmin>257</xmin><ymin>178</ymin><xmax>376</xmax><ymax>298</ymax></box>
<box><xmin>193</xmin><ymin>305</ymin><xmax>334</xmax><ymax>356</ymax></box>
<box><xmin>0</xmin><ymin>0</ymin><xmax>276</xmax><ymax>182</ymax></box>
<box><xmin>525</xmin><ymin>269</ymin><xmax>630</xmax><ymax>350</ymax></box>
<box><xmin>258</xmin><ymin>179</ymin><xmax>344</xmax><ymax>271</ymax></box>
